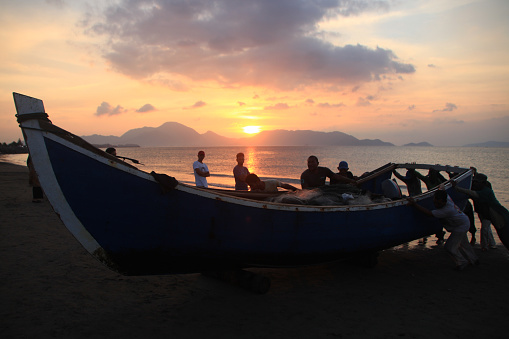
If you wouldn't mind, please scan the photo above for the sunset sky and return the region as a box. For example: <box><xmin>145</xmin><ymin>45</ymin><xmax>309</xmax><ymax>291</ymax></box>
<box><xmin>1</xmin><ymin>0</ymin><xmax>508</xmax><ymax>146</ymax></box>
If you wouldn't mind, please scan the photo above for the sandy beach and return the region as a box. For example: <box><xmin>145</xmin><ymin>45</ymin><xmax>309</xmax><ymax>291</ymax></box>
<box><xmin>1</xmin><ymin>160</ymin><xmax>508</xmax><ymax>338</ymax></box>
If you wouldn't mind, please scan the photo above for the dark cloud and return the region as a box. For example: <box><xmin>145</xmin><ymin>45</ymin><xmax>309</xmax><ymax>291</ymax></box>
<box><xmin>136</xmin><ymin>104</ymin><xmax>156</xmax><ymax>113</ymax></box>
<box><xmin>306</xmin><ymin>98</ymin><xmax>315</xmax><ymax>104</ymax></box>
<box><xmin>84</xmin><ymin>0</ymin><xmax>414</xmax><ymax>90</ymax></box>
<box><xmin>95</xmin><ymin>102</ymin><xmax>127</xmax><ymax>116</ymax></box>
<box><xmin>433</xmin><ymin>103</ymin><xmax>457</xmax><ymax>112</ymax></box>
<box><xmin>408</xmin><ymin>104</ymin><xmax>415</xmax><ymax>110</ymax></box>
<box><xmin>264</xmin><ymin>103</ymin><xmax>290</xmax><ymax>110</ymax></box>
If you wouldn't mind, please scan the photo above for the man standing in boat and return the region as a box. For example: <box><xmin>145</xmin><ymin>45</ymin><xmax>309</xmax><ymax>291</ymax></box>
<box><xmin>233</xmin><ymin>152</ymin><xmax>250</xmax><ymax>190</ymax></box>
<box><xmin>193</xmin><ymin>150</ymin><xmax>210</xmax><ymax>188</ymax></box>
<box><xmin>301</xmin><ymin>155</ymin><xmax>356</xmax><ymax>189</ymax></box>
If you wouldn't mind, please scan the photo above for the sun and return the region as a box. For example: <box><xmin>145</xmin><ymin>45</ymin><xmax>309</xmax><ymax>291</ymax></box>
<box><xmin>243</xmin><ymin>126</ymin><xmax>261</xmax><ymax>134</ymax></box>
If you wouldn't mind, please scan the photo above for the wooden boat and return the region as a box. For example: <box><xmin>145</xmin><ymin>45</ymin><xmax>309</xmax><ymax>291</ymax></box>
<box><xmin>14</xmin><ymin>93</ymin><xmax>475</xmax><ymax>277</ymax></box>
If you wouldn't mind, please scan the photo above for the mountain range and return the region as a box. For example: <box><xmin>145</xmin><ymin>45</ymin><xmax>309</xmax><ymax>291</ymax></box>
<box><xmin>82</xmin><ymin>122</ymin><xmax>395</xmax><ymax>147</ymax></box>
<box><xmin>463</xmin><ymin>141</ymin><xmax>509</xmax><ymax>148</ymax></box>
<box><xmin>402</xmin><ymin>142</ymin><xmax>434</xmax><ymax>147</ymax></box>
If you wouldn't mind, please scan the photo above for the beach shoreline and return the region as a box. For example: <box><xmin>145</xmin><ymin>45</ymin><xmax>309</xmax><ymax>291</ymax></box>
<box><xmin>1</xmin><ymin>160</ymin><xmax>508</xmax><ymax>338</ymax></box>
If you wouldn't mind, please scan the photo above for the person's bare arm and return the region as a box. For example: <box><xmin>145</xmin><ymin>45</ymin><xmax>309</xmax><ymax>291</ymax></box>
<box><xmin>195</xmin><ymin>168</ymin><xmax>210</xmax><ymax>177</ymax></box>
<box><xmin>280</xmin><ymin>183</ymin><xmax>298</xmax><ymax>191</ymax></box>
<box><xmin>452</xmin><ymin>181</ymin><xmax>479</xmax><ymax>199</ymax></box>
<box><xmin>331</xmin><ymin>173</ymin><xmax>356</xmax><ymax>185</ymax></box>
<box><xmin>392</xmin><ymin>170</ymin><xmax>405</xmax><ymax>181</ymax></box>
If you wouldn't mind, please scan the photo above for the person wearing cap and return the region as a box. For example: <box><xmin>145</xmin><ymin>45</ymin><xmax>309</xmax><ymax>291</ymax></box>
<box><xmin>300</xmin><ymin>155</ymin><xmax>356</xmax><ymax>189</ymax></box>
<box><xmin>331</xmin><ymin>161</ymin><xmax>356</xmax><ymax>185</ymax></box>
<box><xmin>193</xmin><ymin>150</ymin><xmax>210</xmax><ymax>188</ymax></box>
<box><xmin>453</xmin><ymin>170</ymin><xmax>509</xmax><ymax>251</ymax></box>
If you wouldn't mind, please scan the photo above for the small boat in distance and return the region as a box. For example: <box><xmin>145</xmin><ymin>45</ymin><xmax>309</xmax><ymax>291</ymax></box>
<box><xmin>14</xmin><ymin>93</ymin><xmax>475</xmax><ymax>278</ymax></box>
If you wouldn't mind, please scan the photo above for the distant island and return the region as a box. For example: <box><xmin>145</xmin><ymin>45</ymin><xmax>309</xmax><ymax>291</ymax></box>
<box><xmin>82</xmin><ymin>122</ymin><xmax>395</xmax><ymax>147</ymax></box>
<box><xmin>462</xmin><ymin>141</ymin><xmax>509</xmax><ymax>148</ymax></box>
<box><xmin>402</xmin><ymin>142</ymin><xmax>433</xmax><ymax>147</ymax></box>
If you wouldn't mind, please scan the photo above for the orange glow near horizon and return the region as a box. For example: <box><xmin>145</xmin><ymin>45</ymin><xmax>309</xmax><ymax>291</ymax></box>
<box><xmin>244</xmin><ymin>147</ymin><xmax>257</xmax><ymax>175</ymax></box>
<box><xmin>243</xmin><ymin>126</ymin><xmax>261</xmax><ymax>134</ymax></box>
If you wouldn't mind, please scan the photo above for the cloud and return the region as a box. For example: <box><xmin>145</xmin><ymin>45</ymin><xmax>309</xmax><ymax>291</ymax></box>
<box><xmin>184</xmin><ymin>100</ymin><xmax>206</xmax><ymax>109</ymax></box>
<box><xmin>136</xmin><ymin>104</ymin><xmax>156</xmax><ymax>113</ymax></box>
<box><xmin>408</xmin><ymin>104</ymin><xmax>415</xmax><ymax>110</ymax></box>
<box><xmin>306</xmin><ymin>98</ymin><xmax>315</xmax><ymax>104</ymax></box>
<box><xmin>433</xmin><ymin>102</ymin><xmax>457</xmax><ymax>112</ymax></box>
<box><xmin>264</xmin><ymin>103</ymin><xmax>290</xmax><ymax>110</ymax></box>
<box><xmin>84</xmin><ymin>0</ymin><xmax>415</xmax><ymax>90</ymax></box>
<box><xmin>356</xmin><ymin>95</ymin><xmax>375</xmax><ymax>106</ymax></box>
<box><xmin>356</xmin><ymin>98</ymin><xmax>371</xmax><ymax>106</ymax></box>
<box><xmin>317</xmin><ymin>102</ymin><xmax>345</xmax><ymax>108</ymax></box>
<box><xmin>95</xmin><ymin>102</ymin><xmax>127</xmax><ymax>116</ymax></box>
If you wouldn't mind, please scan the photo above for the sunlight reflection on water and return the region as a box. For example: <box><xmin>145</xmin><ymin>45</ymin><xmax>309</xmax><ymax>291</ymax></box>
<box><xmin>3</xmin><ymin>146</ymin><xmax>508</xmax><ymax>202</ymax></box>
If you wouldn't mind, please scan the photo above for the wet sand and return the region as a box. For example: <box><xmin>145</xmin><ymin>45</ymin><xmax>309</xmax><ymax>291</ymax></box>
<box><xmin>1</xmin><ymin>161</ymin><xmax>508</xmax><ymax>338</ymax></box>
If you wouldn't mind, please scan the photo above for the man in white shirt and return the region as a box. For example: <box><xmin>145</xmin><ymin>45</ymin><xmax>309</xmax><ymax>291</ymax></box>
<box><xmin>408</xmin><ymin>189</ymin><xmax>478</xmax><ymax>270</ymax></box>
<box><xmin>193</xmin><ymin>150</ymin><xmax>210</xmax><ymax>188</ymax></box>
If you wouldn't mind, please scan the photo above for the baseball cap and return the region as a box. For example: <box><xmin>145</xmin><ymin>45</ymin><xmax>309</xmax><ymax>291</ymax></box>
<box><xmin>338</xmin><ymin>161</ymin><xmax>349</xmax><ymax>169</ymax></box>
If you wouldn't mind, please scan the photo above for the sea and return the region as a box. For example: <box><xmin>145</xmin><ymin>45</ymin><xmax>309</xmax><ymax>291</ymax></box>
<box><xmin>2</xmin><ymin>145</ymin><xmax>509</xmax><ymax>204</ymax></box>
<box><xmin>2</xmin><ymin>145</ymin><xmax>508</xmax><ymax>248</ymax></box>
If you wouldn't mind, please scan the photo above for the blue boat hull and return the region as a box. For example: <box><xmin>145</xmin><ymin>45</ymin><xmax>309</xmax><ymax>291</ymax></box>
<box><xmin>14</xmin><ymin>92</ymin><xmax>473</xmax><ymax>275</ymax></box>
<box><xmin>44</xmin><ymin>138</ymin><xmax>462</xmax><ymax>274</ymax></box>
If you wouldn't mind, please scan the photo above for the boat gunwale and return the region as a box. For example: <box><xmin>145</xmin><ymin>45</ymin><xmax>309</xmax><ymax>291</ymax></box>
<box><xmin>39</xmin><ymin>129</ymin><xmax>472</xmax><ymax>212</ymax></box>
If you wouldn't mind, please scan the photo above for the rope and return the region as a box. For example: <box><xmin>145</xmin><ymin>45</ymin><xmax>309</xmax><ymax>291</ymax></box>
<box><xmin>16</xmin><ymin>112</ymin><xmax>51</xmax><ymax>124</ymax></box>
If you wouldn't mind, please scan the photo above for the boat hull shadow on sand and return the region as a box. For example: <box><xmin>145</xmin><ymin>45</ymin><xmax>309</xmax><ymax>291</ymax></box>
<box><xmin>14</xmin><ymin>93</ymin><xmax>480</xmax><ymax>277</ymax></box>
